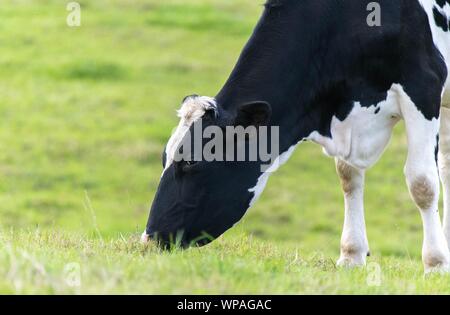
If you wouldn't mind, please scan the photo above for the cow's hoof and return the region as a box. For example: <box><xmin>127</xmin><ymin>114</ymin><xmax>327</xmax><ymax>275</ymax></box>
<box><xmin>337</xmin><ymin>244</ymin><xmax>368</xmax><ymax>268</ymax></box>
<box><xmin>140</xmin><ymin>231</ymin><xmax>150</xmax><ymax>244</ymax></box>
<box><xmin>424</xmin><ymin>264</ymin><xmax>450</xmax><ymax>275</ymax></box>
<box><xmin>336</xmin><ymin>255</ymin><xmax>366</xmax><ymax>268</ymax></box>
<box><xmin>424</xmin><ymin>260</ymin><xmax>450</xmax><ymax>275</ymax></box>
<box><xmin>423</xmin><ymin>252</ymin><xmax>450</xmax><ymax>275</ymax></box>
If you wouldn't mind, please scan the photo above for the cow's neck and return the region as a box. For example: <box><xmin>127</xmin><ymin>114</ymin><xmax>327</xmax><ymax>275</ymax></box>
<box><xmin>215</xmin><ymin>8</ymin><xmax>325</xmax><ymax>154</ymax></box>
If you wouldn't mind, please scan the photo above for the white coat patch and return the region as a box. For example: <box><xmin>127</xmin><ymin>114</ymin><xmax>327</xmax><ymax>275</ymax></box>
<box><xmin>248</xmin><ymin>143</ymin><xmax>299</xmax><ymax>207</ymax></box>
<box><xmin>307</xmin><ymin>84</ymin><xmax>402</xmax><ymax>169</ymax></box>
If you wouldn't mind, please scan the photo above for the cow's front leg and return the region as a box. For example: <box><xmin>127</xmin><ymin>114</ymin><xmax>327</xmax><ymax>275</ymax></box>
<box><xmin>400</xmin><ymin>89</ymin><xmax>450</xmax><ymax>273</ymax></box>
<box><xmin>335</xmin><ymin>159</ymin><xmax>369</xmax><ymax>267</ymax></box>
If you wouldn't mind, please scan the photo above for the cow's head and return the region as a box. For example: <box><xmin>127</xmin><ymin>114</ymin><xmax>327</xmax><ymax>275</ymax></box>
<box><xmin>142</xmin><ymin>95</ymin><xmax>273</xmax><ymax>248</ymax></box>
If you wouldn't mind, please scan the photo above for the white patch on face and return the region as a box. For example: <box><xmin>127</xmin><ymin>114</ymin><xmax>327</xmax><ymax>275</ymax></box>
<box><xmin>163</xmin><ymin>96</ymin><xmax>217</xmax><ymax>174</ymax></box>
<box><xmin>307</xmin><ymin>84</ymin><xmax>402</xmax><ymax>169</ymax></box>
<box><xmin>248</xmin><ymin>144</ymin><xmax>299</xmax><ymax>207</ymax></box>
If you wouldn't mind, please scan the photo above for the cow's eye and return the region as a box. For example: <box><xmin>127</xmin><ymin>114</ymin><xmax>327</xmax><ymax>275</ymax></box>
<box><xmin>185</xmin><ymin>160</ymin><xmax>197</xmax><ymax>167</ymax></box>
<box><xmin>179</xmin><ymin>160</ymin><xmax>199</xmax><ymax>172</ymax></box>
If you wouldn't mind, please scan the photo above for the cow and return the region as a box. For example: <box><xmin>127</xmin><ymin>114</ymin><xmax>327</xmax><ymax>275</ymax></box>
<box><xmin>142</xmin><ymin>0</ymin><xmax>450</xmax><ymax>273</ymax></box>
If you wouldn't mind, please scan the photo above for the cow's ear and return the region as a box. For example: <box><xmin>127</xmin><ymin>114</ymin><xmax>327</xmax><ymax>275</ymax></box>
<box><xmin>234</xmin><ymin>101</ymin><xmax>272</xmax><ymax>127</ymax></box>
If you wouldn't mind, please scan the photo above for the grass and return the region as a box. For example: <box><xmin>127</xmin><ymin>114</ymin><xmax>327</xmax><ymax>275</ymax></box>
<box><xmin>0</xmin><ymin>0</ymin><xmax>446</xmax><ymax>294</ymax></box>
<box><xmin>2</xmin><ymin>230</ymin><xmax>450</xmax><ymax>294</ymax></box>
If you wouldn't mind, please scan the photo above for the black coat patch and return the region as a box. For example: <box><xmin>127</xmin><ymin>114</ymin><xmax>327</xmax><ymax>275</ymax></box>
<box><xmin>436</xmin><ymin>0</ymin><xmax>450</xmax><ymax>9</ymax></box>
<box><xmin>436</xmin><ymin>134</ymin><xmax>440</xmax><ymax>166</ymax></box>
<box><xmin>433</xmin><ymin>6</ymin><xmax>449</xmax><ymax>31</ymax></box>
<box><xmin>433</xmin><ymin>0</ymin><xmax>450</xmax><ymax>32</ymax></box>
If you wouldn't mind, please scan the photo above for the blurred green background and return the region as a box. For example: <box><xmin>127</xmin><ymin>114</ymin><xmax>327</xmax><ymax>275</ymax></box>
<box><xmin>0</xmin><ymin>0</ymin><xmax>421</xmax><ymax>264</ymax></box>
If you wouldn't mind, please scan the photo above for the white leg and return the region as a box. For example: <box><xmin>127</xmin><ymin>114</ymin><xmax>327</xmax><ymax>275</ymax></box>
<box><xmin>335</xmin><ymin>159</ymin><xmax>369</xmax><ymax>267</ymax></box>
<box><xmin>439</xmin><ymin>107</ymin><xmax>450</xmax><ymax>248</ymax></box>
<box><xmin>399</xmin><ymin>89</ymin><xmax>450</xmax><ymax>273</ymax></box>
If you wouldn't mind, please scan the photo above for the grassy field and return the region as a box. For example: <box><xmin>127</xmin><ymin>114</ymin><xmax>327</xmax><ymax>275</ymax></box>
<box><xmin>0</xmin><ymin>0</ymin><xmax>449</xmax><ymax>294</ymax></box>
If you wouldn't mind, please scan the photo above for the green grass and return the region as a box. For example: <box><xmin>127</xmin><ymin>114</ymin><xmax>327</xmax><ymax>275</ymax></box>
<box><xmin>0</xmin><ymin>0</ymin><xmax>445</xmax><ymax>294</ymax></box>
<box><xmin>2</xmin><ymin>230</ymin><xmax>450</xmax><ymax>294</ymax></box>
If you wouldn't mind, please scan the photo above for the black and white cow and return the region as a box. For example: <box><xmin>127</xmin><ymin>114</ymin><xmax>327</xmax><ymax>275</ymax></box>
<box><xmin>142</xmin><ymin>0</ymin><xmax>450</xmax><ymax>273</ymax></box>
